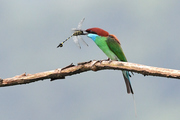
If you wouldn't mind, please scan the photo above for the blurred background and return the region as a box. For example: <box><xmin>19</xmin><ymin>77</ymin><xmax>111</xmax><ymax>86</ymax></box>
<box><xmin>0</xmin><ymin>0</ymin><xmax>180</xmax><ymax>119</ymax></box>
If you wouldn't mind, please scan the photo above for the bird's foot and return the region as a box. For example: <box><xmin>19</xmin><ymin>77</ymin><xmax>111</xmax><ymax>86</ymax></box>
<box><xmin>103</xmin><ymin>58</ymin><xmax>110</xmax><ymax>61</ymax></box>
<box><xmin>91</xmin><ymin>58</ymin><xmax>111</xmax><ymax>66</ymax></box>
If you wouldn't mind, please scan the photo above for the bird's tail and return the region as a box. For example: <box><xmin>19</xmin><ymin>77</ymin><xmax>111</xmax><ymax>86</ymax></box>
<box><xmin>122</xmin><ymin>70</ymin><xmax>134</xmax><ymax>94</ymax></box>
<box><xmin>122</xmin><ymin>71</ymin><xmax>137</xmax><ymax>116</ymax></box>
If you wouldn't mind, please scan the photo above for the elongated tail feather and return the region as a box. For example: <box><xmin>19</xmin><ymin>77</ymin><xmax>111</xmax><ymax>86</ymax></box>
<box><xmin>122</xmin><ymin>70</ymin><xmax>136</xmax><ymax>116</ymax></box>
<box><xmin>122</xmin><ymin>70</ymin><xmax>134</xmax><ymax>94</ymax></box>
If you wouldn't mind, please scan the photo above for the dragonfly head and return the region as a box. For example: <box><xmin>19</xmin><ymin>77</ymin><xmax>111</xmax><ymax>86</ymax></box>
<box><xmin>72</xmin><ymin>30</ymin><xmax>88</xmax><ymax>36</ymax></box>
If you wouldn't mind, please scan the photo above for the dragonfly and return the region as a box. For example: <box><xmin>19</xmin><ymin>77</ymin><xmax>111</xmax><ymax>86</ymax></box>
<box><xmin>57</xmin><ymin>18</ymin><xmax>88</xmax><ymax>48</ymax></box>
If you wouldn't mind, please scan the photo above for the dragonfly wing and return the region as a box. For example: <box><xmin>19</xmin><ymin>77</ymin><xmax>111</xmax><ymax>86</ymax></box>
<box><xmin>71</xmin><ymin>28</ymin><xmax>76</xmax><ymax>31</ymax></box>
<box><xmin>73</xmin><ymin>36</ymin><xmax>81</xmax><ymax>48</ymax></box>
<box><xmin>71</xmin><ymin>18</ymin><xmax>85</xmax><ymax>34</ymax></box>
<box><xmin>77</xmin><ymin>18</ymin><xmax>85</xmax><ymax>29</ymax></box>
<box><xmin>78</xmin><ymin>36</ymin><xmax>88</xmax><ymax>46</ymax></box>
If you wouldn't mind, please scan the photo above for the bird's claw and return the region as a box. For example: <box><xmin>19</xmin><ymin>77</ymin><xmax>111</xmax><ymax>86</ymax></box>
<box><xmin>91</xmin><ymin>58</ymin><xmax>111</xmax><ymax>66</ymax></box>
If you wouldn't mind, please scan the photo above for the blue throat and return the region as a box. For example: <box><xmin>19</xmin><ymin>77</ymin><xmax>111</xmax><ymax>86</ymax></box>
<box><xmin>87</xmin><ymin>34</ymin><xmax>99</xmax><ymax>41</ymax></box>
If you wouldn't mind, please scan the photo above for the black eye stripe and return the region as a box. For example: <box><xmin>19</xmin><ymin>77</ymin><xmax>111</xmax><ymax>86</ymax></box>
<box><xmin>87</xmin><ymin>30</ymin><xmax>97</xmax><ymax>34</ymax></box>
<box><xmin>91</xmin><ymin>31</ymin><xmax>97</xmax><ymax>34</ymax></box>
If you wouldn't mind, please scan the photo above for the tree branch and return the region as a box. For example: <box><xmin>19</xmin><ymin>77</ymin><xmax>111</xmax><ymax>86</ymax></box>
<box><xmin>0</xmin><ymin>60</ymin><xmax>180</xmax><ymax>87</ymax></box>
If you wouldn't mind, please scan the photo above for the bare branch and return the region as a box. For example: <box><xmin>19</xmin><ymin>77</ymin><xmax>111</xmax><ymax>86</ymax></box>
<box><xmin>0</xmin><ymin>60</ymin><xmax>180</xmax><ymax>87</ymax></box>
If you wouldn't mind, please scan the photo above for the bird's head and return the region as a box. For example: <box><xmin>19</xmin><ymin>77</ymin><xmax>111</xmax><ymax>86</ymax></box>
<box><xmin>85</xmin><ymin>27</ymin><xmax>109</xmax><ymax>41</ymax></box>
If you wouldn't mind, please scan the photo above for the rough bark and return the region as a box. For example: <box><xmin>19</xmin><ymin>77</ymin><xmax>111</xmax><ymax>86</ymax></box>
<box><xmin>0</xmin><ymin>60</ymin><xmax>180</xmax><ymax>87</ymax></box>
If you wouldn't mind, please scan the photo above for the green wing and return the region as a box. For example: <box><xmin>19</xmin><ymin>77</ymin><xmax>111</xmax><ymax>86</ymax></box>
<box><xmin>106</xmin><ymin>35</ymin><xmax>134</xmax><ymax>94</ymax></box>
<box><xmin>106</xmin><ymin>35</ymin><xmax>128</xmax><ymax>62</ymax></box>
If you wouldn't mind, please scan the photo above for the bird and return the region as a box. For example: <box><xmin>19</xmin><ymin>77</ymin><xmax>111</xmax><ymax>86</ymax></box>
<box><xmin>85</xmin><ymin>27</ymin><xmax>134</xmax><ymax>94</ymax></box>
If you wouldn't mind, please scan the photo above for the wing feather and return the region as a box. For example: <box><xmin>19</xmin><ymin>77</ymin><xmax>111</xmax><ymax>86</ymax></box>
<box><xmin>107</xmin><ymin>34</ymin><xmax>134</xmax><ymax>94</ymax></box>
<box><xmin>106</xmin><ymin>34</ymin><xmax>127</xmax><ymax>62</ymax></box>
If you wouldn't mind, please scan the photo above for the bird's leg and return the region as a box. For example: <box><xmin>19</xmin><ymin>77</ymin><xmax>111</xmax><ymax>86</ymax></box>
<box><xmin>105</xmin><ymin>58</ymin><xmax>110</xmax><ymax>61</ymax></box>
<box><xmin>91</xmin><ymin>59</ymin><xmax>106</xmax><ymax>66</ymax></box>
<box><xmin>91</xmin><ymin>58</ymin><xmax>111</xmax><ymax>66</ymax></box>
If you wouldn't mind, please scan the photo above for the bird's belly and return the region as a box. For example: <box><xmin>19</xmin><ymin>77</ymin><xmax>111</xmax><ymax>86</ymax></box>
<box><xmin>95</xmin><ymin>41</ymin><xmax>118</xmax><ymax>60</ymax></box>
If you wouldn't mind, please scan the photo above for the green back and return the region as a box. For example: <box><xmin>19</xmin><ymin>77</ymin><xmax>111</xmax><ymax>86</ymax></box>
<box><xmin>94</xmin><ymin>35</ymin><xmax>133</xmax><ymax>94</ymax></box>
<box><xmin>106</xmin><ymin>36</ymin><xmax>128</xmax><ymax>62</ymax></box>
<box><xmin>94</xmin><ymin>36</ymin><xmax>127</xmax><ymax>62</ymax></box>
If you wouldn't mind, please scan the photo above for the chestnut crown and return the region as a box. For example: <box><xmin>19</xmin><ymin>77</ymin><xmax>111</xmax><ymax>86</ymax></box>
<box><xmin>86</xmin><ymin>27</ymin><xmax>109</xmax><ymax>37</ymax></box>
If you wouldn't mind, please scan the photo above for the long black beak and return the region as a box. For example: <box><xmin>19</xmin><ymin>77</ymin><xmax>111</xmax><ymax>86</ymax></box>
<box><xmin>72</xmin><ymin>30</ymin><xmax>88</xmax><ymax>36</ymax></box>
